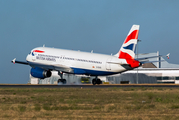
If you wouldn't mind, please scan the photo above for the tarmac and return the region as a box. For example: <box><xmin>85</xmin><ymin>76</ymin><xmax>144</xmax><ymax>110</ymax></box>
<box><xmin>0</xmin><ymin>84</ymin><xmax>179</xmax><ymax>88</ymax></box>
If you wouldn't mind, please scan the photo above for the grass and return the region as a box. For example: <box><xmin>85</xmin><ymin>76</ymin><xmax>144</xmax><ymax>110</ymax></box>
<box><xmin>18</xmin><ymin>105</ymin><xmax>26</xmax><ymax>112</ymax></box>
<box><xmin>0</xmin><ymin>87</ymin><xmax>179</xmax><ymax>119</ymax></box>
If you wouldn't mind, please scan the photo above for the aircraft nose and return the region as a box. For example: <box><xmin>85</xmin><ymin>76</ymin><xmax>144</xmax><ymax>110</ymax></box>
<box><xmin>26</xmin><ymin>54</ymin><xmax>31</xmax><ymax>61</ymax></box>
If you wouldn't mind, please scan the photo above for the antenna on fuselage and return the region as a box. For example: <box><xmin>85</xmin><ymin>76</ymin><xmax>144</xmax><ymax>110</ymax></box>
<box><xmin>43</xmin><ymin>44</ymin><xmax>45</xmax><ymax>47</ymax></box>
<box><xmin>91</xmin><ymin>50</ymin><xmax>93</xmax><ymax>53</ymax></box>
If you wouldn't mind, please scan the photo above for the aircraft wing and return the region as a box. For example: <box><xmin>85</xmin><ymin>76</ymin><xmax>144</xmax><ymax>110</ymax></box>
<box><xmin>12</xmin><ymin>58</ymin><xmax>73</xmax><ymax>73</ymax></box>
<box><xmin>11</xmin><ymin>58</ymin><xmax>29</xmax><ymax>65</ymax></box>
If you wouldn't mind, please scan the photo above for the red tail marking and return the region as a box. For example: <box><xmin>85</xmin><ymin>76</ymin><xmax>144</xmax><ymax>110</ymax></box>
<box><xmin>119</xmin><ymin>51</ymin><xmax>139</xmax><ymax>68</ymax></box>
<box><xmin>119</xmin><ymin>51</ymin><xmax>133</xmax><ymax>59</ymax></box>
<box><xmin>126</xmin><ymin>59</ymin><xmax>140</xmax><ymax>68</ymax></box>
<box><xmin>124</xmin><ymin>30</ymin><xmax>139</xmax><ymax>44</ymax></box>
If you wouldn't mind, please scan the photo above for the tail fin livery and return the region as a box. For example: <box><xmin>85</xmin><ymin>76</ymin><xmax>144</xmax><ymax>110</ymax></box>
<box><xmin>114</xmin><ymin>25</ymin><xmax>140</xmax><ymax>68</ymax></box>
<box><xmin>115</xmin><ymin>25</ymin><xmax>140</xmax><ymax>59</ymax></box>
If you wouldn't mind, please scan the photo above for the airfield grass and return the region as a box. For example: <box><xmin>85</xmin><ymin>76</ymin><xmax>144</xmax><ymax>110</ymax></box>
<box><xmin>0</xmin><ymin>87</ymin><xmax>179</xmax><ymax>119</ymax></box>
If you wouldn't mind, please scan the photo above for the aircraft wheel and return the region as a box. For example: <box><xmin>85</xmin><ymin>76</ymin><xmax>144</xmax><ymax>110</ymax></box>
<box><xmin>97</xmin><ymin>79</ymin><xmax>102</xmax><ymax>85</ymax></box>
<box><xmin>58</xmin><ymin>79</ymin><xmax>61</xmax><ymax>83</ymax></box>
<box><xmin>58</xmin><ymin>79</ymin><xmax>66</xmax><ymax>84</ymax></box>
<box><xmin>92</xmin><ymin>79</ymin><xmax>96</xmax><ymax>85</ymax></box>
<box><xmin>61</xmin><ymin>79</ymin><xmax>66</xmax><ymax>84</ymax></box>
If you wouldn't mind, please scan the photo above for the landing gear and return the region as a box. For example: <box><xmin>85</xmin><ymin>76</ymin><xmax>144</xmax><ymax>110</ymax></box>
<box><xmin>92</xmin><ymin>77</ymin><xmax>102</xmax><ymax>85</ymax></box>
<box><xmin>92</xmin><ymin>79</ymin><xmax>97</xmax><ymax>85</ymax></box>
<box><xmin>58</xmin><ymin>79</ymin><xmax>66</xmax><ymax>84</ymax></box>
<box><xmin>58</xmin><ymin>71</ymin><xmax>66</xmax><ymax>84</ymax></box>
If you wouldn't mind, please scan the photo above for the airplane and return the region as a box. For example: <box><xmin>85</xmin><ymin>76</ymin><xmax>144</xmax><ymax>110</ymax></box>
<box><xmin>12</xmin><ymin>25</ymin><xmax>169</xmax><ymax>85</ymax></box>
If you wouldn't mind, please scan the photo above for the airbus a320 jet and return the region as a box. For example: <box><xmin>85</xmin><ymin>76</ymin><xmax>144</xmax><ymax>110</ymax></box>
<box><xmin>12</xmin><ymin>25</ymin><xmax>169</xmax><ymax>85</ymax></box>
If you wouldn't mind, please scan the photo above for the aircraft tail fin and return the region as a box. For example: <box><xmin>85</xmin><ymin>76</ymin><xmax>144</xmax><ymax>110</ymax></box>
<box><xmin>115</xmin><ymin>25</ymin><xmax>140</xmax><ymax>60</ymax></box>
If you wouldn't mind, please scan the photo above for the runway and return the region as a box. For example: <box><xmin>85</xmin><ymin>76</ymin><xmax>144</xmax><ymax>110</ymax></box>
<box><xmin>1</xmin><ymin>84</ymin><xmax>179</xmax><ymax>88</ymax></box>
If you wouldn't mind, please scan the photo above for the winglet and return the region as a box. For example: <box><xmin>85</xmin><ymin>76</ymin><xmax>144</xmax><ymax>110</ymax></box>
<box><xmin>12</xmin><ymin>58</ymin><xmax>16</xmax><ymax>64</ymax></box>
<box><xmin>166</xmin><ymin>53</ymin><xmax>170</xmax><ymax>59</ymax></box>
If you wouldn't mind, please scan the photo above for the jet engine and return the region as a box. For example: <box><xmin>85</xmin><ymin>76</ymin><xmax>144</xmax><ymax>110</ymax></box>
<box><xmin>30</xmin><ymin>67</ymin><xmax>51</xmax><ymax>79</ymax></box>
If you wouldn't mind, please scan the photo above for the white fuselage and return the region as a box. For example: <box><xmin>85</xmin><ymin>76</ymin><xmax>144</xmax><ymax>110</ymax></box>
<box><xmin>26</xmin><ymin>47</ymin><xmax>130</xmax><ymax>76</ymax></box>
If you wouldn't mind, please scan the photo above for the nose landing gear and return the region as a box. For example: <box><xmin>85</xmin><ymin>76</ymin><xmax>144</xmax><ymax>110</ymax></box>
<box><xmin>58</xmin><ymin>79</ymin><xmax>66</xmax><ymax>84</ymax></box>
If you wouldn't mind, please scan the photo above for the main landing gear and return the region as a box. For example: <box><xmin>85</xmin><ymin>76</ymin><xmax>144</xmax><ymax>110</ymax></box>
<box><xmin>58</xmin><ymin>71</ymin><xmax>66</xmax><ymax>84</ymax></box>
<box><xmin>92</xmin><ymin>76</ymin><xmax>102</xmax><ymax>85</ymax></box>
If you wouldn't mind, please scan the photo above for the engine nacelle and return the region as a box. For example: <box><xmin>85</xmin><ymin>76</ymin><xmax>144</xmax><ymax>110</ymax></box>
<box><xmin>30</xmin><ymin>67</ymin><xmax>52</xmax><ymax>79</ymax></box>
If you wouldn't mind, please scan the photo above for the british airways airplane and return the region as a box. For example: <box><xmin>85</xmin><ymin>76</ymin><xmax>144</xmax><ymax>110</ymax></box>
<box><xmin>12</xmin><ymin>25</ymin><xmax>168</xmax><ymax>85</ymax></box>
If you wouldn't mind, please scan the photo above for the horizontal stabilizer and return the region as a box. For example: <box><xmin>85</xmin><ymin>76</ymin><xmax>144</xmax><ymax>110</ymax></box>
<box><xmin>136</xmin><ymin>55</ymin><xmax>163</xmax><ymax>61</ymax></box>
<box><xmin>140</xmin><ymin>60</ymin><xmax>165</xmax><ymax>64</ymax></box>
<box><xmin>136</xmin><ymin>53</ymin><xmax>170</xmax><ymax>61</ymax></box>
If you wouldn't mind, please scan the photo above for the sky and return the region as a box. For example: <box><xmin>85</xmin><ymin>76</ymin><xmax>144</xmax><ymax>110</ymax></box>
<box><xmin>0</xmin><ymin>0</ymin><xmax>179</xmax><ymax>84</ymax></box>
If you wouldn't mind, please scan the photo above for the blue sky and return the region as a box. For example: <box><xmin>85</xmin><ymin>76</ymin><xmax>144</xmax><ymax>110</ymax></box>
<box><xmin>0</xmin><ymin>0</ymin><xmax>179</xmax><ymax>84</ymax></box>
